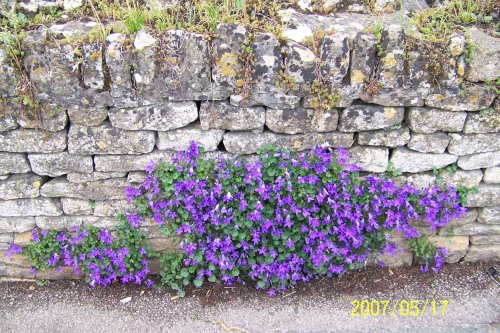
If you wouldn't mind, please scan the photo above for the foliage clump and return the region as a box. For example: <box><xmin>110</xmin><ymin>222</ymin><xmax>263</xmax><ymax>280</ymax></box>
<box><xmin>128</xmin><ymin>142</ymin><xmax>467</xmax><ymax>296</ymax></box>
<box><xmin>13</xmin><ymin>218</ymin><xmax>154</xmax><ymax>287</ymax></box>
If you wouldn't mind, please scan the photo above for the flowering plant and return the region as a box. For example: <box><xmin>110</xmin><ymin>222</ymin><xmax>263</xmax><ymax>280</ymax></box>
<box><xmin>20</xmin><ymin>218</ymin><xmax>154</xmax><ymax>287</ymax></box>
<box><xmin>128</xmin><ymin>143</ymin><xmax>467</xmax><ymax>296</ymax></box>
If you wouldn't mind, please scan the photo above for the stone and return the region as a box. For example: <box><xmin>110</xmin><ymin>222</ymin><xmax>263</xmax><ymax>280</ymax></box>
<box><xmin>17</xmin><ymin>109</ymin><xmax>68</xmax><ymax>132</ymax></box>
<box><xmin>483</xmin><ymin>167</ymin><xmax>500</xmax><ymax>184</ymax></box>
<box><xmin>35</xmin><ymin>266</ymin><xmax>84</xmax><ymax>280</ymax></box>
<box><xmin>377</xmin><ymin>24</ymin><xmax>405</xmax><ymax>89</ymax></box>
<box><xmin>361</xmin><ymin>87</ymin><xmax>428</xmax><ymax>107</ymax></box>
<box><xmin>0</xmin><ymin>232</ymin><xmax>13</xmax><ymax>242</ymax></box>
<box><xmin>357</xmin><ymin>127</ymin><xmax>410</xmax><ymax>147</ymax></box>
<box><xmin>407</xmin><ymin>132</ymin><xmax>450</xmax><ymax>154</ymax></box>
<box><xmin>41</xmin><ymin>177</ymin><xmax>128</xmax><ymax>201</ymax></box>
<box><xmin>347</xmin><ymin>146</ymin><xmax>388</xmax><ymax>173</ymax></box>
<box><xmin>67</xmin><ymin>107</ymin><xmax>108</xmax><ymax>127</ymax></box>
<box><xmin>0</xmin><ymin>46</ymin><xmax>17</xmax><ymax>99</ymax></box>
<box><xmin>400</xmin><ymin>0</ymin><xmax>428</xmax><ymax>12</ymax></box>
<box><xmin>212</xmin><ymin>24</ymin><xmax>248</xmax><ymax>93</ymax></box>
<box><xmin>465</xmin><ymin>28</ymin><xmax>500</xmax><ymax>82</ymax></box>
<box><xmin>464</xmin><ymin>245</ymin><xmax>500</xmax><ymax>262</ymax></box>
<box><xmin>159</xmin><ymin>30</ymin><xmax>216</xmax><ymax>100</ymax></box>
<box><xmin>0</xmin><ymin>174</ymin><xmax>42</xmax><ymax>200</ymax></box>
<box><xmin>449</xmin><ymin>208</ymin><xmax>478</xmax><ymax>226</ymax></box>
<box><xmin>223</xmin><ymin>131</ymin><xmax>354</xmax><ymax>155</ymax></box>
<box><xmin>14</xmin><ymin>231</ymin><xmax>33</xmax><ymax>246</ymax></box>
<box><xmin>129</xmin><ymin>31</ymin><xmax>161</xmax><ymax>103</ymax></box>
<box><xmin>378</xmin><ymin>238</ymin><xmax>413</xmax><ymax>267</ymax></box>
<box><xmin>35</xmin><ymin>216</ymin><xmax>119</xmax><ymax>230</ymax></box>
<box><xmin>147</xmin><ymin>238</ymin><xmax>178</xmax><ymax>252</ymax></box>
<box><xmin>68</xmin><ymin>122</ymin><xmax>155</xmax><ymax>155</ymax></box>
<box><xmin>81</xmin><ymin>41</ymin><xmax>105</xmax><ymax>90</ymax></box>
<box><xmin>24</xmin><ymin>23</ymin><xmax>107</xmax><ymax>109</ymax></box>
<box><xmin>463</xmin><ymin>113</ymin><xmax>499</xmax><ymax>134</ymax></box>
<box><xmin>458</xmin><ymin>151</ymin><xmax>500</xmax><ymax>170</ymax></box>
<box><xmin>0</xmin><ymin>199</ymin><xmax>62</xmax><ymax>217</ymax></box>
<box><xmin>93</xmin><ymin>200</ymin><xmax>134</xmax><ymax>217</ymax></box>
<box><xmin>0</xmin><ymin>130</ymin><xmax>67</xmax><ymax>153</ymax></box>
<box><xmin>127</xmin><ymin>172</ymin><xmax>147</xmax><ymax>184</ymax></box>
<box><xmin>28</xmin><ymin>152</ymin><xmax>93</xmax><ymax>177</ymax></box>
<box><xmin>390</xmin><ymin>148</ymin><xmax>458</xmax><ymax>173</ymax></box>
<box><xmin>0</xmin><ymin>217</ymin><xmax>36</xmax><ymax>233</ymax></box>
<box><xmin>440</xmin><ymin>169</ymin><xmax>483</xmax><ymax>188</ymax></box>
<box><xmin>436</xmin><ymin>33</ymin><xmax>466</xmax><ymax>88</ymax></box>
<box><xmin>230</xmin><ymin>93</ymin><xmax>301</xmax><ymax>110</ymax></box>
<box><xmin>0</xmin><ymin>111</ymin><xmax>18</xmax><ymax>132</ymax></box>
<box><xmin>67</xmin><ymin>172</ymin><xmax>127</xmax><ymax>183</ymax></box>
<box><xmin>281</xmin><ymin>40</ymin><xmax>317</xmax><ymax>94</ymax></box>
<box><xmin>439</xmin><ymin>223</ymin><xmax>500</xmax><ymax>236</ymax></box>
<box><xmin>266</xmin><ymin>108</ymin><xmax>339</xmax><ymax>135</ymax></box>
<box><xmin>407</xmin><ymin>107</ymin><xmax>466</xmax><ymax>134</ymax></box>
<box><xmin>108</xmin><ymin>102</ymin><xmax>198</xmax><ymax>131</ymax></box>
<box><xmin>319</xmin><ymin>33</ymin><xmax>350</xmax><ymax>87</ymax></box>
<box><xmin>0</xmin><ymin>254</ymin><xmax>33</xmax><ymax>279</ymax></box>
<box><xmin>428</xmin><ymin>236</ymin><xmax>469</xmax><ymax>263</ymax></box>
<box><xmin>338</xmin><ymin>105</ymin><xmax>404</xmax><ymax>132</ymax></box>
<box><xmin>200</xmin><ymin>101</ymin><xmax>265</xmax><ymax>132</ymax></box>
<box><xmin>279</xmin><ymin>11</ymin><xmax>376</xmax><ymax>44</ymax></box>
<box><xmin>350</xmin><ymin>32</ymin><xmax>377</xmax><ymax>95</ymax></box>
<box><xmin>94</xmin><ymin>149</ymin><xmax>176</xmax><ymax>172</ymax></box>
<box><xmin>425</xmin><ymin>86</ymin><xmax>496</xmax><ymax>112</ymax></box>
<box><xmin>395</xmin><ymin>173</ymin><xmax>436</xmax><ymax>190</ymax></box>
<box><xmin>230</xmin><ymin>33</ymin><xmax>292</xmax><ymax>108</ymax></box>
<box><xmin>0</xmin><ymin>153</ymin><xmax>31</xmax><ymax>175</ymax></box>
<box><xmin>478</xmin><ymin>206</ymin><xmax>500</xmax><ymax>224</ymax></box>
<box><xmin>467</xmin><ymin>184</ymin><xmax>500</xmax><ymax>207</ymax></box>
<box><xmin>448</xmin><ymin>133</ymin><xmax>500</xmax><ymax>156</ymax></box>
<box><xmin>470</xmin><ymin>235</ymin><xmax>500</xmax><ymax>245</ymax></box>
<box><xmin>105</xmin><ymin>33</ymin><xmax>135</xmax><ymax>103</ymax></box>
<box><xmin>157</xmin><ymin>124</ymin><xmax>224</xmax><ymax>151</ymax></box>
<box><xmin>61</xmin><ymin>198</ymin><xmax>93</xmax><ymax>215</ymax></box>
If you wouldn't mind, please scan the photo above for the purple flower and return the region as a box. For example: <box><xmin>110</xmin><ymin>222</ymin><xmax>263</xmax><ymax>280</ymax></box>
<box><xmin>126</xmin><ymin>215</ymin><xmax>142</xmax><ymax>228</ymax></box>
<box><xmin>99</xmin><ymin>229</ymin><xmax>113</xmax><ymax>246</ymax></box>
<box><xmin>31</xmin><ymin>229</ymin><xmax>40</xmax><ymax>243</ymax></box>
<box><xmin>145</xmin><ymin>160</ymin><xmax>157</xmax><ymax>174</ymax></box>
<box><xmin>4</xmin><ymin>243</ymin><xmax>22</xmax><ymax>258</ymax></box>
<box><xmin>56</xmin><ymin>232</ymin><xmax>67</xmax><ymax>243</ymax></box>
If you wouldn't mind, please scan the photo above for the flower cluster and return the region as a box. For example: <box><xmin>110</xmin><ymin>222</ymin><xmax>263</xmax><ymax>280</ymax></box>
<box><xmin>128</xmin><ymin>143</ymin><xmax>467</xmax><ymax>296</ymax></box>
<box><xmin>19</xmin><ymin>218</ymin><xmax>154</xmax><ymax>287</ymax></box>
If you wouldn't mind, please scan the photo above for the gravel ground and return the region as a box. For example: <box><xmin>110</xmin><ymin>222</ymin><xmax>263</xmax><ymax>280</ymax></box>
<box><xmin>0</xmin><ymin>261</ymin><xmax>499</xmax><ymax>333</ymax></box>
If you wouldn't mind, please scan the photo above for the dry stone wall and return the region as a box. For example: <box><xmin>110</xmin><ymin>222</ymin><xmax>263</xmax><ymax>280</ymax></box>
<box><xmin>1</xmin><ymin>7</ymin><xmax>499</xmax><ymax>278</ymax></box>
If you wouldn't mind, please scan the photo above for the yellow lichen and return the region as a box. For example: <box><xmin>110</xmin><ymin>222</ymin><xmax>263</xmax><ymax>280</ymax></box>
<box><xmin>457</xmin><ymin>65</ymin><xmax>465</xmax><ymax>76</ymax></box>
<box><xmin>32</xmin><ymin>67</ymin><xmax>48</xmax><ymax>80</ymax></box>
<box><xmin>216</xmin><ymin>52</ymin><xmax>238</xmax><ymax>78</ymax></box>
<box><xmin>384</xmin><ymin>107</ymin><xmax>397</xmax><ymax>120</ymax></box>
<box><xmin>352</xmin><ymin>70</ymin><xmax>365</xmax><ymax>84</ymax></box>
<box><xmin>97</xmin><ymin>141</ymin><xmax>107</xmax><ymax>150</ymax></box>
<box><xmin>89</xmin><ymin>51</ymin><xmax>102</xmax><ymax>61</ymax></box>
<box><xmin>381</xmin><ymin>53</ymin><xmax>397</xmax><ymax>68</ymax></box>
<box><xmin>470</xmin><ymin>94</ymin><xmax>479</xmax><ymax>103</ymax></box>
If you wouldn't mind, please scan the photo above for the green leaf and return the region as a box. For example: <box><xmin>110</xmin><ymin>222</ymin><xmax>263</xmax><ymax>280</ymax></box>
<box><xmin>193</xmin><ymin>279</ymin><xmax>203</xmax><ymax>288</ymax></box>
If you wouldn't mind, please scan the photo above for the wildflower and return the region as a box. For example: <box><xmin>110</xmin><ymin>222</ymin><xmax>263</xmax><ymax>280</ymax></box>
<box><xmin>4</xmin><ymin>243</ymin><xmax>21</xmax><ymax>258</ymax></box>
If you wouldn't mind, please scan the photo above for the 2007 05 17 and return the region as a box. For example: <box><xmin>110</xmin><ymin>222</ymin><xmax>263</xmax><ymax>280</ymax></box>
<box><xmin>350</xmin><ymin>299</ymin><xmax>449</xmax><ymax>317</ymax></box>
